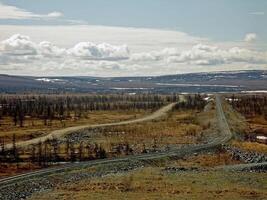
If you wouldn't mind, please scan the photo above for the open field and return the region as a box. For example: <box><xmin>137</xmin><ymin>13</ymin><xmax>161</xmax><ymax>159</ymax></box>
<box><xmin>77</xmin><ymin>109</ymin><xmax>206</xmax><ymax>154</ymax></box>
<box><xmin>171</xmin><ymin>151</ymin><xmax>242</xmax><ymax>168</ymax></box>
<box><xmin>29</xmin><ymin>166</ymin><xmax>267</xmax><ymax>200</ymax></box>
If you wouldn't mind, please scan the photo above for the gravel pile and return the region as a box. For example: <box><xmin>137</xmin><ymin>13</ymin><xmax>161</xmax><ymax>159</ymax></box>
<box><xmin>241</xmin><ymin>164</ymin><xmax>267</xmax><ymax>172</ymax></box>
<box><xmin>64</xmin><ymin>128</ymin><xmax>99</xmax><ymax>143</ymax></box>
<box><xmin>0</xmin><ymin>160</ymin><xmax>144</xmax><ymax>200</ymax></box>
<box><xmin>0</xmin><ymin>178</ymin><xmax>54</xmax><ymax>200</ymax></box>
<box><xmin>63</xmin><ymin>161</ymin><xmax>143</xmax><ymax>184</ymax></box>
<box><xmin>224</xmin><ymin>146</ymin><xmax>267</xmax><ymax>163</ymax></box>
<box><xmin>163</xmin><ymin>166</ymin><xmax>200</xmax><ymax>173</ymax></box>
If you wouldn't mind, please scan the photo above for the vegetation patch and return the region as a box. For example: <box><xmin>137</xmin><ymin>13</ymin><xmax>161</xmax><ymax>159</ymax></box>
<box><xmin>30</xmin><ymin>167</ymin><xmax>267</xmax><ymax>200</ymax></box>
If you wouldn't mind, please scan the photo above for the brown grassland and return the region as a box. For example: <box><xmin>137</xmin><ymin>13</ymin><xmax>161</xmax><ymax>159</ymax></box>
<box><xmin>30</xmin><ymin>166</ymin><xmax>267</xmax><ymax>200</ymax></box>
<box><xmin>171</xmin><ymin>151</ymin><xmax>242</xmax><ymax>168</ymax></box>
<box><xmin>88</xmin><ymin>109</ymin><xmax>207</xmax><ymax>153</ymax></box>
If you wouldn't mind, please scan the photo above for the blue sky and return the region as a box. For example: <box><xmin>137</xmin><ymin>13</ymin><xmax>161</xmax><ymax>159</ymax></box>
<box><xmin>0</xmin><ymin>0</ymin><xmax>266</xmax><ymax>76</ymax></box>
<box><xmin>1</xmin><ymin>0</ymin><xmax>267</xmax><ymax>41</ymax></box>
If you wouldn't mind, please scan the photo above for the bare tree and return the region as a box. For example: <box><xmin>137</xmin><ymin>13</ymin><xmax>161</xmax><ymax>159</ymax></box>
<box><xmin>78</xmin><ymin>141</ymin><xmax>84</xmax><ymax>161</ymax></box>
<box><xmin>65</xmin><ymin>138</ymin><xmax>71</xmax><ymax>160</ymax></box>
<box><xmin>0</xmin><ymin>137</ymin><xmax>6</xmax><ymax>161</ymax></box>
<box><xmin>30</xmin><ymin>145</ymin><xmax>36</xmax><ymax>163</ymax></box>
<box><xmin>70</xmin><ymin>142</ymin><xmax>76</xmax><ymax>162</ymax></box>
<box><xmin>12</xmin><ymin>134</ymin><xmax>19</xmax><ymax>167</ymax></box>
<box><xmin>50</xmin><ymin>138</ymin><xmax>60</xmax><ymax>162</ymax></box>
<box><xmin>37</xmin><ymin>141</ymin><xmax>43</xmax><ymax>166</ymax></box>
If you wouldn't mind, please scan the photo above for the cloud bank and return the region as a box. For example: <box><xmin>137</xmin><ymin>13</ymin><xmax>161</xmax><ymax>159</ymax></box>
<box><xmin>249</xmin><ymin>12</ymin><xmax>265</xmax><ymax>16</ymax></box>
<box><xmin>0</xmin><ymin>3</ymin><xmax>63</xmax><ymax>20</ymax></box>
<box><xmin>0</xmin><ymin>32</ymin><xmax>266</xmax><ymax>76</ymax></box>
<box><xmin>1</xmin><ymin>34</ymin><xmax>129</xmax><ymax>60</ymax></box>
<box><xmin>132</xmin><ymin>43</ymin><xmax>267</xmax><ymax>66</ymax></box>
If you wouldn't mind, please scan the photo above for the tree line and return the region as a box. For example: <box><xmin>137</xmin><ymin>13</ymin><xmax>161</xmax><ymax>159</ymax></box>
<box><xmin>229</xmin><ymin>94</ymin><xmax>267</xmax><ymax>119</ymax></box>
<box><xmin>0</xmin><ymin>135</ymin><xmax>110</xmax><ymax>167</ymax></box>
<box><xmin>175</xmin><ymin>94</ymin><xmax>206</xmax><ymax>111</ymax></box>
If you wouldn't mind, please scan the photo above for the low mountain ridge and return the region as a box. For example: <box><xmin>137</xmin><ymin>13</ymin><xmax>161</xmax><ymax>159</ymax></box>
<box><xmin>0</xmin><ymin>70</ymin><xmax>266</xmax><ymax>93</ymax></box>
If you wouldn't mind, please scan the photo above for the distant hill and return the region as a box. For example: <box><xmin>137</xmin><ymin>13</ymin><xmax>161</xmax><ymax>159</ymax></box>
<box><xmin>0</xmin><ymin>70</ymin><xmax>266</xmax><ymax>94</ymax></box>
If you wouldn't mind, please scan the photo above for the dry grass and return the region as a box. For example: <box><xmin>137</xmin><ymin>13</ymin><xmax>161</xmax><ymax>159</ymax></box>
<box><xmin>171</xmin><ymin>151</ymin><xmax>242</xmax><ymax>168</ymax></box>
<box><xmin>30</xmin><ymin>167</ymin><xmax>267</xmax><ymax>200</ymax></box>
<box><xmin>90</xmin><ymin>110</ymin><xmax>205</xmax><ymax>153</ymax></box>
<box><xmin>248</xmin><ymin>115</ymin><xmax>267</xmax><ymax>126</ymax></box>
<box><xmin>0</xmin><ymin>163</ymin><xmax>42</xmax><ymax>178</ymax></box>
<box><xmin>231</xmin><ymin>141</ymin><xmax>267</xmax><ymax>154</ymax></box>
<box><xmin>221</xmin><ymin>99</ymin><xmax>249</xmax><ymax>136</ymax></box>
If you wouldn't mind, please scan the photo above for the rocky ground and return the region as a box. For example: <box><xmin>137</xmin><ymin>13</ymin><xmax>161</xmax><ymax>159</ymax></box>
<box><xmin>224</xmin><ymin>145</ymin><xmax>267</xmax><ymax>163</ymax></box>
<box><xmin>0</xmin><ymin>160</ymin><xmax>145</xmax><ymax>200</ymax></box>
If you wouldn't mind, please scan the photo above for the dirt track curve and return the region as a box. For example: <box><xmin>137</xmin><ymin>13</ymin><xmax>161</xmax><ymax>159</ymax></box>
<box><xmin>6</xmin><ymin>102</ymin><xmax>176</xmax><ymax>150</ymax></box>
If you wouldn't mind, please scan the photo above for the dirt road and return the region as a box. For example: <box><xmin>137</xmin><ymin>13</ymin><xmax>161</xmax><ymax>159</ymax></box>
<box><xmin>5</xmin><ymin>103</ymin><xmax>176</xmax><ymax>149</ymax></box>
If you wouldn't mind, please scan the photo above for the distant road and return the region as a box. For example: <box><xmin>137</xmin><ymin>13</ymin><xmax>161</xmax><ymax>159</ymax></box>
<box><xmin>6</xmin><ymin>103</ymin><xmax>176</xmax><ymax>149</ymax></box>
<box><xmin>0</xmin><ymin>95</ymin><xmax>234</xmax><ymax>189</ymax></box>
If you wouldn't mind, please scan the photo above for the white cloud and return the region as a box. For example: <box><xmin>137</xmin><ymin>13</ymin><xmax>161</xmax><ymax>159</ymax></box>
<box><xmin>131</xmin><ymin>43</ymin><xmax>267</xmax><ymax>66</ymax></box>
<box><xmin>0</xmin><ymin>2</ymin><xmax>63</xmax><ymax>20</ymax></box>
<box><xmin>69</xmin><ymin>42</ymin><xmax>129</xmax><ymax>60</ymax></box>
<box><xmin>1</xmin><ymin>34</ymin><xmax>130</xmax><ymax>61</ymax></box>
<box><xmin>0</xmin><ymin>28</ymin><xmax>266</xmax><ymax>76</ymax></box>
<box><xmin>249</xmin><ymin>12</ymin><xmax>265</xmax><ymax>15</ymax></box>
<box><xmin>131</xmin><ymin>48</ymin><xmax>180</xmax><ymax>62</ymax></box>
<box><xmin>0</xmin><ymin>25</ymin><xmax>204</xmax><ymax>53</ymax></box>
<box><xmin>39</xmin><ymin>41</ymin><xmax>66</xmax><ymax>57</ymax></box>
<box><xmin>167</xmin><ymin>44</ymin><xmax>267</xmax><ymax>65</ymax></box>
<box><xmin>47</xmin><ymin>12</ymin><xmax>63</xmax><ymax>18</ymax></box>
<box><xmin>244</xmin><ymin>33</ymin><xmax>257</xmax><ymax>42</ymax></box>
<box><xmin>1</xmin><ymin>34</ymin><xmax>38</xmax><ymax>55</ymax></box>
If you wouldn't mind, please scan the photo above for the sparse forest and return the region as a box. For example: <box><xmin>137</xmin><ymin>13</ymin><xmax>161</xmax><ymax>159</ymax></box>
<box><xmin>0</xmin><ymin>94</ymin><xmax>179</xmax><ymax>127</ymax></box>
<box><xmin>228</xmin><ymin>94</ymin><xmax>267</xmax><ymax>119</ymax></box>
<box><xmin>0</xmin><ymin>94</ymin><xmax>207</xmax><ymax>169</ymax></box>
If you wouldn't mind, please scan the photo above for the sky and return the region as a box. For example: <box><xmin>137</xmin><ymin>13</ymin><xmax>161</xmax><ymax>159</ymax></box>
<box><xmin>0</xmin><ymin>0</ymin><xmax>266</xmax><ymax>76</ymax></box>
